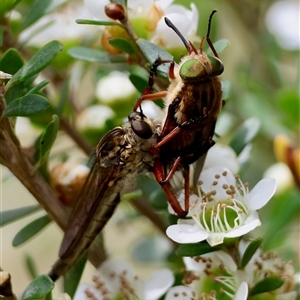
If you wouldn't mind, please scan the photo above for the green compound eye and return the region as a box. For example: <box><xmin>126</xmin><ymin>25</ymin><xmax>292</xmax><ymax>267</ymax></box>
<box><xmin>207</xmin><ymin>55</ymin><xmax>224</xmax><ymax>76</ymax></box>
<box><xmin>179</xmin><ymin>56</ymin><xmax>224</xmax><ymax>80</ymax></box>
<box><xmin>180</xmin><ymin>59</ymin><xmax>206</xmax><ymax>80</ymax></box>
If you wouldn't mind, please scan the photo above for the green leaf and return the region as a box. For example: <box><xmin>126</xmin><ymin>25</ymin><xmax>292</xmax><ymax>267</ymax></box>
<box><xmin>176</xmin><ymin>242</ymin><xmax>221</xmax><ymax>257</ymax></box>
<box><xmin>26</xmin><ymin>80</ymin><xmax>49</xmax><ymax>95</ymax></box>
<box><xmin>63</xmin><ymin>253</ymin><xmax>88</xmax><ymax>297</ymax></box>
<box><xmin>6</xmin><ymin>41</ymin><xmax>63</xmax><ymax>89</ymax></box>
<box><xmin>0</xmin><ymin>48</ymin><xmax>24</xmax><ymax>75</ymax></box>
<box><xmin>122</xmin><ymin>189</ymin><xmax>143</xmax><ymax>201</ymax></box>
<box><xmin>35</xmin><ymin>114</ymin><xmax>59</xmax><ymax>169</ymax></box>
<box><xmin>0</xmin><ymin>205</ymin><xmax>41</xmax><ymax>227</ymax></box>
<box><xmin>2</xmin><ymin>94</ymin><xmax>49</xmax><ymax>117</ymax></box>
<box><xmin>137</xmin><ymin>39</ymin><xmax>173</xmax><ymax>76</ymax></box>
<box><xmin>109</xmin><ymin>38</ymin><xmax>136</xmax><ymax>54</ymax></box>
<box><xmin>13</xmin><ymin>215</ymin><xmax>52</xmax><ymax>246</ymax></box>
<box><xmin>229</xmin><ymin>117</ymin><xmax>261</xmax><ymax>155</ymax></box>
<box><xmin>250</xmin><ymin>276</ymin><xmax>284</xmax><ymax>296</ymax></box>
<box><xmin>68</xmin><ymin>46</ymin><xmax>126</xmax><ymax>63</ymax></box>
<box><xmin>241</xmin><ymin>237</ymin><xmax>263</xmax><ymax>268</ymax></box>
<box><xmin>22</xmin><ymin>275</ymin><xmax>54</xmax><ymax>300</ymax></box>
<box><xmin>25</xmin><ymin>254</ymin><xmax>38</xmax><ymax>279</ymax></box>
<box><xmin>21</xmin><ymin>0</ymin><xmax>66</xmax><ymax>30</ymax></box>
<box><xmin>129</xmin><ymin>67</ymin><xmax>148</xmax><ymax>93</ymax></box>
<box><xmin>76</xmin><ymin>19</ymin><xmax>122</xmax><ymax>27</ymax></box>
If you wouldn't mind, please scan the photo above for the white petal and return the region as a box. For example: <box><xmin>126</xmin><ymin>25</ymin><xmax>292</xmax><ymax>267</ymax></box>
<box><xmin>156</xmin><ymin>0</ymin><xmax>174</xmax><ymax>10</ymax></box>
<box><xmin>96</xmin><ymin>71</ymin><xmax>136</xmax><ymax>103</ymax></box>
<box><xmin>73</xmin><ymin>283</ymin><xmax>103</xmax><ymax>300</ymax></box>
<box><xmin>200</xmin><ymin>167</ymin><xmax>236</xmax><ymax>199</ymax></box>
<box><xmin>234</xmin><ymin>282</ymin><xmax>248</xmax><ymax>300</ymax></box>
<box><xmin>85</xmin><ymin>0</ymin><xmax>110</xmax><ymax>20</ymax></box>
<box><xmin>215</xmin><ymin>251</ymin><xmax>237</xmax><ymax>273</ymax></box>
<box><xmin>204</xmin><ymin>144</ymin><xmax>240</xmax><ymax>174</ymax></box>
<box><xmin>248</xmin><ymin>178</ymin><xmax>276</xmax><ymax>210</ymax></box>
<box><xmin>144</xmin><ymin>268</ymin><xmax>174</xmax><ymax>300</ymax></box>
<box><xmin>225</xmin><ymin>219</ymin><xmax>261</xmax><ymax>238</ymax></box>
<box><xmin>183</xmin><ymin>256</ymin><xmax>207</xmax><ymax>272</ymax></box>
<box><xmin>76</xmin><ymin>105</ymin><xmax>114</xmax><ymax>130</ymax></box>
<box><xmin>165</xmin><ymin>286</ymin><xmax>196</xmax><ymax>300</ymax></box>
<box><xmin>166</xmin><ymin>224</ymin><xmax>208</xmax><ymax>244</ymax></box>
<box><xmin>206</xmin><ymin>232</ymin><xmax>225</xmax><ymax>246</ymax></box>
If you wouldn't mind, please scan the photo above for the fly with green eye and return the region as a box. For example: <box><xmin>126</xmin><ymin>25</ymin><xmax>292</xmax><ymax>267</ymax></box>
<box><xmin>134</xmin><ymin>10</ymin><xmax>225</xmax><ymax>217</ymax></box>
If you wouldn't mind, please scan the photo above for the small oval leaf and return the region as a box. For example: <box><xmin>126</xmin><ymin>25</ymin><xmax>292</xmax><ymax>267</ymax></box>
<box><xmin>13</xmin><ymin>215</ymin><xmax>52</xmax><ymax>246</ymax></box>
<box><xmin>109</xmin><ymin>38</ymin><xmax>136</xmax><ymax>54</ymax></box>
<box><xmin>250</xmin><ymin>276</ymin><xmax>284</xmax><ymax>296</ymax></box>
<box><xmin>22</xmin><ymin>275</ymin><xmax>54</xmax><ymax>300</ymax></box>
<box><xmin>230</xmin><ymin>117</ymin><xmax>261</xmax><ymax>155</ymax></box>
<box><xmin>40</xmin><ymin>115</ymin><xmax>59</xmax><ymax>156</ymax></box>
<box><xmin>0</xmin><ymin>48</ymin><xmax>24</xmax><ymax>75</ymax></box>
<box><xmin>21</xmin><ymin>0</ymin><xmax>67</xmax><ymax>30</ymax></box>
<box><xmin>137</xmin><ymin>39</ymin><xmax>173</xmax><ymax>76</ymax></box>
<box><xmin>68</xmin><ymin>46</ymin><xmax>126</xmax><ymax>63</ymax></box>
<box><xmin>176</xmin><ymin>242</ymin><xmax>221</xmax><ymax>257</ymax></box>
<box><xmin>241</xmin><ymin>237</ymin><xmax>263</xmax><ymax>268</ymax></box>
<box><xmin>7</xmin><ymin>41</ymin><xmax>63</xmax><ymax>89</ymax></box>
<box><xmin>76</xmin><ymin>19</ymin><xmax>122</xmax><ymax>27</ymax></box>
<box><xmin>0</xmin><ymin>205</ymin><xmax>41</xmax><ymax>227</ymax></box>
<box><xmin>2</xmin><ymin>94</ymin><xmax>49</xmax><ymax>117</ymax></box>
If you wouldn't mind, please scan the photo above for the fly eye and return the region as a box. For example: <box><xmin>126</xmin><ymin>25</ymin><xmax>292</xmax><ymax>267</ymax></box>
<box><xmin>207</xmin><ymin>55</ymin><xmax>224</xmax><ymax>76</ymax></box>
<box><xmin>131</xmin><ymin>120</ymin><xmax>153</xmax><ymax>139</ymax></box>
<box><xmin>180</xmin><ymin>59</ymin><xmax>206</xmax><ymax>80</ymax></box>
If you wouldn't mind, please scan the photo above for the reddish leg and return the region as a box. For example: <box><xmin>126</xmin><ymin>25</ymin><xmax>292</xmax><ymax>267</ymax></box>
<box><xmin>153</xmin><ymin>159</ymin><xmax>187</xmax><ymax>217</ymax></box>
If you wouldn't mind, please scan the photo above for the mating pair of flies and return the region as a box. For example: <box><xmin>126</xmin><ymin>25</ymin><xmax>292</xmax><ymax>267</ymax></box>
<box><xmin>48</xmin><ymin>11</ymin><xmax>224</xmax><ymax>281</ymax></box>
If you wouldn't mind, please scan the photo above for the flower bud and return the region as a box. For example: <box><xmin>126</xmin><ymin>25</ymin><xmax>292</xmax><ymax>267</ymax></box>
<box><xmin>51</xmin><ymin>162</ymin><xmax>90</xmax><ymax>206</ymax></box>
<box><xmin>105</xmin><ymin>3</ymin><xmax>125</xmax><ymax>21</ymax></box>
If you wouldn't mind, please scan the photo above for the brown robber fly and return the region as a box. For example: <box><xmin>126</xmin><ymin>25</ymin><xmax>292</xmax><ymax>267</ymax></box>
<box><xmin>134</xmin><ymin>11</ymin><xmax>224</xmax><ymax>217</ymax></box>
<box><xmin>48</xmin><ymin>111</ymin><xmax>160</xmax><ymax>281</ymax></box>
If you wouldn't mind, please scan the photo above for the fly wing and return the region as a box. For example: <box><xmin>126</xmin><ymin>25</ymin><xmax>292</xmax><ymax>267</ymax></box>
<box><xmin>59</xmin><ymin>161</ymin><xmax>119</xmax><ymax>260</ymax></box>
<box><xmin>59</xmin><ymin>127</ymin><xmax>126</xmax><ymax>261</ymax></box>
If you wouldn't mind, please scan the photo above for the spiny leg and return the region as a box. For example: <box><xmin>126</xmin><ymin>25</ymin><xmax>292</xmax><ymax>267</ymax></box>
<box><xmin>134</xmin><ymin>56</ymin><xmax>174</xmax><ymax>111</ymax></box>
<box><xmin>153</xmin><ymin>159</ymin><xmax>187</xmax><ymax>217</ymax></box>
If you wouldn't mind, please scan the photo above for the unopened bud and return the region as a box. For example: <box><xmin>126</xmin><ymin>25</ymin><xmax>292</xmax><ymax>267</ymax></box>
<box><xmin>105</xmin><ymin>3</ymin><xmax>125</xmax><ymax>21</ymax></box>
<box><xmin>51</xmin><ymin>162</ymin><xmax>90</xmax><ymax>206</ymax></box>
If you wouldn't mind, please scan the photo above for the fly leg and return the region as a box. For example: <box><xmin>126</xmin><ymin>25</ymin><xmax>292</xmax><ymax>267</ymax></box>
<box><xmin>153</xmin><ymin>159</ymin><xmax>187</xmax><ymax>217</ymax></box>
<box><xmin>133</xmin><ymin>56</ymin><xmax>175</xmax><ymax>111</ymax></box>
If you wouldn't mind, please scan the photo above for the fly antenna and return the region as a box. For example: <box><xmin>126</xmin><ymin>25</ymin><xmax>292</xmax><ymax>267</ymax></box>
<box><xmin>164</xmin><ymin>17</ymin><xmax>197</xmax><ymax>54</ymax></box>
<box><xmin>206</xmin><ymin>10</ymin><xmax>219</xmax><ymax>58</ymax></box>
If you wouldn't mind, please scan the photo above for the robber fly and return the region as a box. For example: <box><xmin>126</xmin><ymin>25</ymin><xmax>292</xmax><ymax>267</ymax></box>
<box><xmin>134</xmin><ymin>11</ymin><xmax>224</xmax><ymax>217</ymax></box>
<box><xmin>48</xmin><ymin>111</ymin><xmax>159</xmax><ymax>281</ymax></box>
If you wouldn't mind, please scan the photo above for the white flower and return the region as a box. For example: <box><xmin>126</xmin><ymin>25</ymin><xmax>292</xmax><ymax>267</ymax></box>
<box><xmin>203</xmin><ymin>143</ymin><xmax>240</xmax><ymax>174</ymax></box>
<box><xmin>73</xmin><ymin>258</ymin><xmax>174</xmax><ymax>300</ymax></box>
<box><xmin>19</xmin><ymin>5</ymin><xmax>91</xmax><ymax>46</ymax></box>
<box><xmin>265</xmin><ymin>0</ymin><xmax>300</xmax><ymax>50</ymax></box>
<box><xmin>165</xmin><ymin>251</ymin><xmax>248</xmax><ymax>300</ymax></box>
<box><xmin>151</xmin><ymin>3</ymin><xmax>199</xmax><ymax>49</ymax></box>
<box><xmin>167</xmin><ymin>167</ymin><xmax>276</xmax><ymax>246</ymax></box>
<box><xmin>76</xmin><ymin>104</ymin><xmax>115</xmax><ymax>131</ymax></box>
<box><xmin>95</xmin><ymin>71</ymin><xmax>136</xmax><ymax>104</ymax></box>
<box><xmin>165</xmin><ymin>285</ymin><xmax>197</xmax><ymax>300</ymax></box>
<box><xmin>238</xmin><ymin>240</ymin><xmax>297</xmax><ymax>299</ymax></box>
<box><xmin>84</xmin><ymin>0</ymin><xmax>199</xmax><ymax>50</ymax></box>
